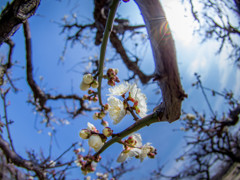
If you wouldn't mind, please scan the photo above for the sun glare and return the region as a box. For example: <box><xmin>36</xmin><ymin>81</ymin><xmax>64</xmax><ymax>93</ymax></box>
<box><xmin>163</xmin><ymin>1</ymin><xmax>196</xmax><ymax>46</ymax></box>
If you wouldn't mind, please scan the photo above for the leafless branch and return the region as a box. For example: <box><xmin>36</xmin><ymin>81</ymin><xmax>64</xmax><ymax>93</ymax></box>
<box><xmin>0</xmin><ymin>0</ymin><xmax>41</xmax><ymax>45</ymax></box>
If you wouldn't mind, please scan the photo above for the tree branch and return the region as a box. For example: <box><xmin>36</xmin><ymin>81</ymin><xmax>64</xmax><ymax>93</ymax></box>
<box><xmin>23</xmin><ymin>20</ymin><xmax>50</xmax><ymax>115</ymax></box>
<box><xmin>134</xmin><ymin>0</ymin><xmax>187</xmax><ymax>122</ymax></box>
<box><xmin>0</xmin><ymin>136</ymin><xmax>45</xmax><ymax>179</ymax></box>
<box><xmin>0</xmin><ymin>0</ymin><xmax>41</xmax><ymax>45</ymax></box>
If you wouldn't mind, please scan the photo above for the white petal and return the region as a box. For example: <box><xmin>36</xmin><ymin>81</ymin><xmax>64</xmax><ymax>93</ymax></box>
<box><xmin>128</xmin><ymin>148</ymin><xmax>141</xmax><ymax>157</ymax></box>
<box><xmin>88</xmin><ymin>134</ymin><xmax>103</xmax><ymax>152</ymax></box>
<box><xmin>108</xmin><ymin>81</ymin><xmax>130</xmax><ymax>96</ymax></box>
<box><xmin>107</xmin><ymin>96</ymin><xmax>126</xmax><ymax>124</ymax></box>
<box><xmin>117</xmin><ymin>152</ymin><xmax>129</xmax><ymax>163</ymax></box>
<box><xmin>132</xmin><ymin>133</ymin><xmax>142</xmax><ymax>147</ymax></box>
<box><xmin>87</xmin><ymin>122</ymin><xmax>96</xmax><ymax>131</ymax></box>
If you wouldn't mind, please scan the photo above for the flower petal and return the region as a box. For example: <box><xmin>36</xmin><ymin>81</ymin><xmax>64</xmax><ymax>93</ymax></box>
<box><xmin>117</xmin><ymin>152</ymin><xmax>129</xmax><ymax>163</ymax></box>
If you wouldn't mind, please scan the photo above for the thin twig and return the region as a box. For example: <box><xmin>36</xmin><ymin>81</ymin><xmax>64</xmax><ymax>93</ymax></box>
<box><xmin>195</xmin><ymin>74</ymin><xmax>215</xmax><ymax>116</ymax></box>
<box><xmin>0</xmin><ymin>88</ymin><xmax>15</xmax><ymax>152</ymax></box>
<box><xmin>54</xmin><ymin>142</ymin><xmax>78</xmax><ymax>163</ymax></box>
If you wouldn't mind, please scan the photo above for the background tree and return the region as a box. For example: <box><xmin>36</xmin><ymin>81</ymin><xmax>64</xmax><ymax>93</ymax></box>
<box><xmin>150</xmin><ymin>74</ymin><xmax>240</xmax><ymax>179</ymax></box>
<box><xmin>182</xmin><ymin>0</ymin><xmax>240</xmax><ymax>63</ymax></box>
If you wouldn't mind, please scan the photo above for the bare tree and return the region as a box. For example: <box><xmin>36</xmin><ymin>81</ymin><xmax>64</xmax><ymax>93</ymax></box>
<box><xmin>183</xmin><ymin>0</ymin><xmax>240</xmax><ymax>63</ymax></box>
<box><xmin>150</xmin><ymin>74</ymin><xmax>240</xmax><ymax>180</ymax></box>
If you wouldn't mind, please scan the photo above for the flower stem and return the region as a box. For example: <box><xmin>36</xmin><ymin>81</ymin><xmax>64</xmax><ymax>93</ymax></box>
<box><xmin>97</xmin><ymin>0</ymin><xmax>120</xmax><ymax>106</ymax></box>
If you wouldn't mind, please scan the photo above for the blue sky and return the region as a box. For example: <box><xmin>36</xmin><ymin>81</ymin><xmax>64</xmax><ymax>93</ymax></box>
<box><xmin>0</xmin><ymin>0</ymin><xmax>239</xmax><ymax>179</ymax></box>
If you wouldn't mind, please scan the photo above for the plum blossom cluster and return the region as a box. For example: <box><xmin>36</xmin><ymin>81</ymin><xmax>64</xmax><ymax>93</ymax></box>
<box><xmin>107</xmin><ymin>81</ymin><xmax>147</xmax><ymax>124</ymax></box>
<box><xmin>117</xmin><ymin>133</ymin><xmax>157</xmax><ymax>162</ymax></box>
<box><xmin>79</xmin><ymin>122</ymin><xmax>113</xmax><ymax>151</ymax></box>
<box><xmin>74</xmin><ymin>151</ymin><xmax>101</xmax><ymax>175</ymax></box>
<box><xmin>103</xmin><ymin>68</ymin><xmax>120</xmax><ymax>86</ymax></box>
<box><xmin>80</xmin><ymin>73</ymin><xmax>99</xmax><ymax>91</ymax></box>
<box><xmin>77</xmin><ymin>123</ymin><xmax>114</xmax><ymax>174</ymax></box>
<box><xmin>78</xmin><ymin>67</ymin><xmax>154</xmax><ymax>175</ymax></box>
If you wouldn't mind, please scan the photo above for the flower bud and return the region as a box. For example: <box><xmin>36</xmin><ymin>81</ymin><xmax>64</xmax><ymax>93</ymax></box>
<box><xmin>83</xmin><ymin>95</ymin><xmax>89</xmax><ymax>100</ymax></box>
<box><xmin>101</xmin><ymin>120</ymin><xmax>109</xmax><ymax>127</ymax></box>
<box><xmin>103</xmin><ymin>104</ymin><xmax>110</xmax><ymax>111</ymax></box>
<box><xmin>88</xmin><ymin>89</ymin><xmax>94</xmax><ymax>94</ymax></box>
<box><xmin>88</xmin><ymin>134</ymin><xmax>104</xmax><ymax>152</ymax></box>
<box><xmin>102</xmin><ymin>127</ymin><xmax>113</xmax><ymax>137</ymax></box>
<box><xmin>115</xmin><ymin>76</ymin><xmax>120</xmax><ymax>83</ymax></box>
<box><xmin>93</xmin><ymin>96</ymin><xmax>98</xmax><ymax>102</ymax></box>
<box><xmin>80</xmin><ymin>81</ymin><xmax>91</xmax><ymax>91</ymax></box>
<box><xmin>87</xmin><ymin>122</ymin><xmax>98</xmax><ymax>132</ymax></box>
<box><xmin>94</xmin><ymin>155</ymin><xmax>102</xmax><ymax>163</ymax></box>
<box><xmin>99</xmin><ymin>112</ymin><xmax>106</xmax><ymax>119</ymax></box>
<box><xmin>93</xmin><ymin>112</ymin><xmax>99</xmax><ymax>120</ymax></box>
<box><xmin>79</xmin><ymin>129</ymin><xmax>91</xmax><ymax>139</ymax></box>
<box><xmin>185</xmin><ymin>114</ymin><xmax>196</xmax><ymax>121</ymax></box>
<box><xmin>91</xmin><ymin>80</ymin><xmax>99</xmax><ymax>89</ymax></box>
<box><xmin>147</xmin><ymin>152</ymin><xmax>156</xmax><ymax>159</ymax></box>
<box><xmin>108</xmin><ymin>79</ymin><xmax>115</xmax><ymax>86</ymax></box>
<box><xmin>107</xmin><ymin>68</ymin><xmax>115</xmax><ymax>78</ymax></box>
<box><xmin>83</xmin><ymin>74</ymin><xmax>93</xmax><ymax>84</ymax></box>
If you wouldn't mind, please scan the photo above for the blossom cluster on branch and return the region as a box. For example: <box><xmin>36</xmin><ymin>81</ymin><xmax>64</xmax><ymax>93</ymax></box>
<box><xmin>77</xmin><ymin>67</ymin><xmax>156</xmax><ymax>174</ymax></box>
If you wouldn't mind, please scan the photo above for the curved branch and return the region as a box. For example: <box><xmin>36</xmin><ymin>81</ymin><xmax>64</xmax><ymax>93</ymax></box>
<box><xmin>0</xmin><ymin>136</ymin><xmax>45</xmax><ymax>179</ymax></box>
<box><xmin>23</xmin><ymin>21</ymin><xmax>49</xmax><ymax>113</ymax></box>
<box><xmin>0</xmin><ymin>0</ymin><xmax>40</xmax><ymax>45</ymax></box>
<box><xmin>134</xmin><ymin>0</ymin><xmax>187</xmax><ymax>122</ymax></box>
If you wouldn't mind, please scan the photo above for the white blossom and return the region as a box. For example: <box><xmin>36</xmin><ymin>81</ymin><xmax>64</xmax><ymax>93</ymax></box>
<box><xmin>117</xmin><ymin>148</ymin><xmax>141</xmax><ymax>163</ymax></box>
<box><xmin>88</xmin><ymin>134</ymin><xmax>103</xmax><ymax>152</ymax></box>
<box><xmin>129</xmin><ymin>84</ymin><xmax>147</xmax><ymax>117</ymax></box>
<box><xmin>108</xmin><ymin>81</ymin><xmax>130</xmax><ymax>96</ymax></box>
<box><xmin>117</xmin><ymin>133</ymin><xmax>142</xmax><ymax>163</ymax></box>
<box><xmin>107</xmin><ymin>96</ymin><xmax>126</xmax><ymax>124</ymax></box>
<box><xmin>139</xmin><ymin>143</ymin><xmax>155</xmax><ymax>162</ymax></box>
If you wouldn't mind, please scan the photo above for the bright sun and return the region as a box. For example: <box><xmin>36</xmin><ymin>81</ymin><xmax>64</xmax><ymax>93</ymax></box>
<box><xmin>163</xmin><ymin>0</ymin><xmax>196</xmax><ymax>46</ymax></box>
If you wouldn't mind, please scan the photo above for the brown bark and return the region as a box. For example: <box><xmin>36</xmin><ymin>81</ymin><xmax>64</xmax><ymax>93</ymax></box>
<box><xmin>135</xmin><ymin>0</ymin><xmax>187</xmax><ymax>122</ymax></box>
<box><xmin>0</xmin><ymin>0</ymin><xmax>40</xmax><ymax>45</ymax></box>
<box><xmin>0</xmin><ymin>136</ymin><xmax>45</xmax><ymax>179</ymax></box>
